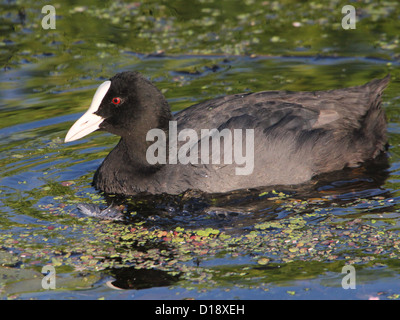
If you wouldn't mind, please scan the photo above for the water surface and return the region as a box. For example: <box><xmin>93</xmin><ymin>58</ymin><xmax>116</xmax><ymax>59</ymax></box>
<box><xmin>1</xmin><ymin>0</ymin><xmax>400</xmax><ymax>300</ymax></box>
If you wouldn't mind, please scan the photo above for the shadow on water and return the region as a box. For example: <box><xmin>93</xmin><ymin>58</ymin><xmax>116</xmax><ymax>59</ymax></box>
<box><xmin>107</xmin><ymin>267</ymin><xmax>181</xmax><ymax>290</ymax></box>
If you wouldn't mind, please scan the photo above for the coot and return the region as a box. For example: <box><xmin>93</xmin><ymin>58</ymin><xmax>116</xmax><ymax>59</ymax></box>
<box><xmin>65</xmin><ymin>71</ymin><xmax>389</xmax><ymax>195</ymax></box>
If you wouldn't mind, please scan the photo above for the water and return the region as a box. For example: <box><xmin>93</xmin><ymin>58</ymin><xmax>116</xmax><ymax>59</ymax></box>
<box><xmin>1</xmin><ymin>0</ymin><xmax>400</xmax><ymax>300</ymax></box>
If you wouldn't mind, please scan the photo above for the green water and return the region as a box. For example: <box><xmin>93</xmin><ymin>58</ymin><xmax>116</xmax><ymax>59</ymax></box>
<box><xmin>1</xmin><ymin>0</ymin><xmax>400</xmax><ymax>300</ymax></box>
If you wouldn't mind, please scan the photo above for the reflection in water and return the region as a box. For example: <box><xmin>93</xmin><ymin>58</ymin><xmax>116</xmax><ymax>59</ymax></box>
<box><xmin>107</xmin><ymin>267</ymin><xmax>180</xmax><ymax>290</ymax></box>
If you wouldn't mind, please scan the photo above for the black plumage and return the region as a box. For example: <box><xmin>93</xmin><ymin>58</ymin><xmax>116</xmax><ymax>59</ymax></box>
<box><xmin>65</xmin><ymin>71</ymin><xmax>390</xmax><ymax>196</ymax></box>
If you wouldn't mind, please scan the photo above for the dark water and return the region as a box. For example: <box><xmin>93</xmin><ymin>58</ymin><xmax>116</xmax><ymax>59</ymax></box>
<box><xmin>1</xmin><ymin>0</ymin><xmax>400</xmax><ymax>300</ymax></box>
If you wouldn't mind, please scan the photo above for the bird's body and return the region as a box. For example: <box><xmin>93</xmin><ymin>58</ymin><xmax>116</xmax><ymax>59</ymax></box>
<box><xmin>65</xmin><ymin>72</ymin><xmax>389</xmax><ymax>196</ymax></box>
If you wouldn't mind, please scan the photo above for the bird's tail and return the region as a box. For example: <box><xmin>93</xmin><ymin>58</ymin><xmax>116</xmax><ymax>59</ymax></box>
<box><xmin>361</xmin><ymin>74</ymin><xmax>390</xmax><ymax>158</ymax></box>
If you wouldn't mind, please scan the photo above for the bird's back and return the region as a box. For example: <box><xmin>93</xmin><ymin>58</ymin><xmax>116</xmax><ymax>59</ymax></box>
<box><xmin>169</xmin><ymin>76</ymin><xmax>389</xmax><ymax>193</ymax></box>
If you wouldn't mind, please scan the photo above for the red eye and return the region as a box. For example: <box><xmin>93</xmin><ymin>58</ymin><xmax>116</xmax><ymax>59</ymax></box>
<box><xmin>112</xmin><ymin>97</ymin><xmax>121</xmax><ymax>105</ymax></box>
